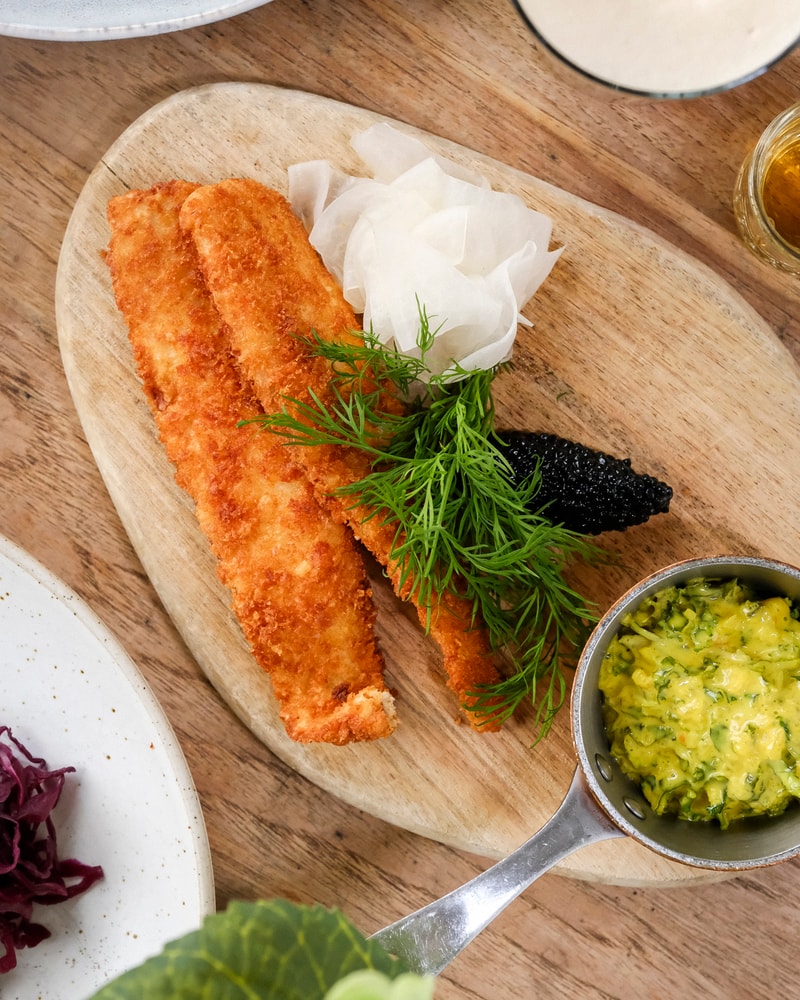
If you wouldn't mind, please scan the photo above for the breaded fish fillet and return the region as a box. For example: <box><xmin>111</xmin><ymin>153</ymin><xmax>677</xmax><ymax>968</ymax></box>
<box><xmin>178</xmin><ymin>177</ymin><xmax>502</xmax><ymax>726</ymax></box>
<box><xmin>106</xmin><ymin>180</ymin><xmax>396</xmax><ymax>745</ymax></box>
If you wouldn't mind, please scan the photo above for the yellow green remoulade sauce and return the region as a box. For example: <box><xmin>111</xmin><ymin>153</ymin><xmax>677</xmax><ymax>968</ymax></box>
<box><xmin>599</xmin><ymin>577</ymin><xmax>800</xmax><ymax>828</ymax></box>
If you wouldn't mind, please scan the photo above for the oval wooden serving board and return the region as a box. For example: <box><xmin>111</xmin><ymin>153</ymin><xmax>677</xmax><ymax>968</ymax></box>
<box><xmin>55</xmin><ymin>83</ymin><xmax>800</xmax><ymax>887</ymax></box>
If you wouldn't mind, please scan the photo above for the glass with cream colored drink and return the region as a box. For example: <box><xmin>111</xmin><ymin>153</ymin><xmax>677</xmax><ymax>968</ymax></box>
<box><xmin>513</xmin><ymin>0</ymin><xmax>800</xmax><ymax>97</ymax></box>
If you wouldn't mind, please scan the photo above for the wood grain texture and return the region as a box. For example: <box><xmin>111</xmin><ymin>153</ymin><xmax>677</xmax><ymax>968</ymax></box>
<box><xmin>5</xmin><ymin>2</ymin><xmax>800</xmax><ymax>995</ymax></box>
<box><xmin>56</xmin><ymin>81</ymin><xmax>800</xmax><ymax>888</ymax></box>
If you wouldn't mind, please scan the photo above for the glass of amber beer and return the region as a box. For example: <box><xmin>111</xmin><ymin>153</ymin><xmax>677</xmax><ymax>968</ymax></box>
<box><xmin>734</xmin><ymin>102</ymin><xmax>800</xmax><ymax>274</ymax></box>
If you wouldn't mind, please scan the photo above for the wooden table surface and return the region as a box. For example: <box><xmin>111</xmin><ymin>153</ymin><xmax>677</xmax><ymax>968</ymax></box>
<box><xmin>2</xmin><ymin>3</ymin><xmax>800</xmax><ymax>997</ymax></box>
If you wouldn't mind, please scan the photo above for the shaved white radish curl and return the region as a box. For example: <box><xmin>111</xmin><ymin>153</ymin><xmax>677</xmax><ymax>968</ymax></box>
<box><xmin>288</xmin><ymin>123</ymin><xmax>562</xmax><ymax>380</ymax></box>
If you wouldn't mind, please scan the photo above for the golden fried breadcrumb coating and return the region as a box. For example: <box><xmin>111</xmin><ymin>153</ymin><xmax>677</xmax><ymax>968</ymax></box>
<box><xmin>179</xmin><ymin>178</ymin><xmax>502</xmax><ymax>726</ymax></box>
<box><xmin>106</xmin><ymin>180</ymin><xmax>396</xmax><ymax>744</ymax></box>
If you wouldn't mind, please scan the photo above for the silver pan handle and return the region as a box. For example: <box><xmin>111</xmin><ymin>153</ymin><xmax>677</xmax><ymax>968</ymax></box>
<box><xmin>370</xmin><ymin>769</ymin><xmax>623</xmax><ymax>976</ymax></box>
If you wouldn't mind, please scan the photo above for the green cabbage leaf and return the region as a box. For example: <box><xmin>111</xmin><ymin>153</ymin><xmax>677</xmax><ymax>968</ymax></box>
<box><xmin>88</xmin><ymin>899</ymin><xmax>415</xmax><ymax>1000</ymax></box>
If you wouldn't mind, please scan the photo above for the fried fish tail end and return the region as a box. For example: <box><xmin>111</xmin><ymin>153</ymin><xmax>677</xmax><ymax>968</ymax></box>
<box><xmin>105</xmin><ymin>179</ymin><xmax>396</xmax><ymax>745</ymax></box>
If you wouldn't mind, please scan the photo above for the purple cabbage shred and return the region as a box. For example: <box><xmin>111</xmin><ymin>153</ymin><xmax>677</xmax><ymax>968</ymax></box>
<box><xmin>0</xmin><ymin>726</ymin><xmax>103</xmax><ymax>973</ymax></box>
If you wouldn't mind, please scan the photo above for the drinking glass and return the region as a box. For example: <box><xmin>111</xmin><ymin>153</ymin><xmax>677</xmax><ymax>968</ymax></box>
<box><xmin>734</xmin><ymin>103</ymin><xmax>800</xmax><ymax>275</ymax></box>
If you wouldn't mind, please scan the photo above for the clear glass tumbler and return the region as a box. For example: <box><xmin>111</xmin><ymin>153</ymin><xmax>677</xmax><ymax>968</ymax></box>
<box><xmin>734</xmin><ymin>102</ymin><xmax>800</xmax><ymax>275</ymax></box>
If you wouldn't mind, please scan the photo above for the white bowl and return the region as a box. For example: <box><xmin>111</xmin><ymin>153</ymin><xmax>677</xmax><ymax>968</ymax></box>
<box><xmin>513</xmin><ymin>0</ymin><xmax>800</xmax><ymax>98</ymax></box>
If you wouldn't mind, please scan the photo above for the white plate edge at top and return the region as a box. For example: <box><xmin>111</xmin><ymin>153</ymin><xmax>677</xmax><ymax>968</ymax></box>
<box><xmin>0</xmin><ymin>0</ymin><xmax>272</xmax><ymax>41</ymax></box>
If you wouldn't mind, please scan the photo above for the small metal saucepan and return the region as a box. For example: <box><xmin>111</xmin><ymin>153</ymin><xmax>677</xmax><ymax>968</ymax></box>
<box><xmin>372</xmin><ymin>555</ymin><xmax>800</xmax><ymax>975</ymax></box>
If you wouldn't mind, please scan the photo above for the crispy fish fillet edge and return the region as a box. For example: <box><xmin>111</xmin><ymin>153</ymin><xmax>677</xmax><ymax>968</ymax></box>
<box><xmin>178</xmin><ymin>177</ymin><xmax>502</xmax><ymax>728</ymax></box>
<box><xmin>105</xmin><ymin>179</ymin><xmax>396</xmax><ymax>745</ymax></box>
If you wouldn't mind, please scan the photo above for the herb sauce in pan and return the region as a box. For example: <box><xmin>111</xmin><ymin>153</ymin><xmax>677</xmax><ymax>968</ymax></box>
<box><xmin>599</xmin><ymin>578</ymin><xmax>800</xmax><ymax>828</ymax></box>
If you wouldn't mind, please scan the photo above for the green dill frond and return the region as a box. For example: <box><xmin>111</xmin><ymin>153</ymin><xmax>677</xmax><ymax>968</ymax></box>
<box><xmin>247</xmin><ymin>308</ymin><xmax>604</xmax><ymax>742</ymax></box>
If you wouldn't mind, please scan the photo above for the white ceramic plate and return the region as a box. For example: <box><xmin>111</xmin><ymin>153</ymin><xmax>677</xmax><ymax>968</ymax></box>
<box><xmin>0</xmin><ymin>534</ymin><xmax>215</xmax><ymax>999</ymax></box>
<box><xmin>0</xmin><ymin>0</ymin><xmax>273</xmax><ymax>41</ymax></box>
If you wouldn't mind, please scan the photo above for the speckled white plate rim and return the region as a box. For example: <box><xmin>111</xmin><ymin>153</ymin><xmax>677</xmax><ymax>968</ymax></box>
<box><xmin>0</xmin><ymin>0</ymin><xmax>273</xmax><ymax>41</ymax></box>
<box><xmin>0</xmin><ymin>532</ymin><xmax>215</xmax><ymax>999</ymax></box>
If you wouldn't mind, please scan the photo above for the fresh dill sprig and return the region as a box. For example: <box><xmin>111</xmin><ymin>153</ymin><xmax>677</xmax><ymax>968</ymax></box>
<box><xmin>252</xmin><ymin>308</ymin><xmax>603</xmax><ymax>741</ymax></box>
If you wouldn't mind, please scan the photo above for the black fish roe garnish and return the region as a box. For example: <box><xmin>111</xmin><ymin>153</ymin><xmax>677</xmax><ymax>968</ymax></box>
<box><xmin>496</xmin><ymin>431</ymin><xmax>673</xmax><ymax>535</ymax></box>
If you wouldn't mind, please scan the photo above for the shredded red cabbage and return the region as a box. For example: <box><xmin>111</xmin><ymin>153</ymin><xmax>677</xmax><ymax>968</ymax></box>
<box><xmin>0</xmin><ymin>726</ymin><xmax>103</xmax><ymax>973</ymax></box>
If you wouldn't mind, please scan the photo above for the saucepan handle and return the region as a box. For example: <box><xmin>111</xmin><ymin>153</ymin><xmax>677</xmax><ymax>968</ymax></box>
<box><xmin>370</xmin><ymin>768</ymin><xmax>623</xmax><ymax>976</ymax></box>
